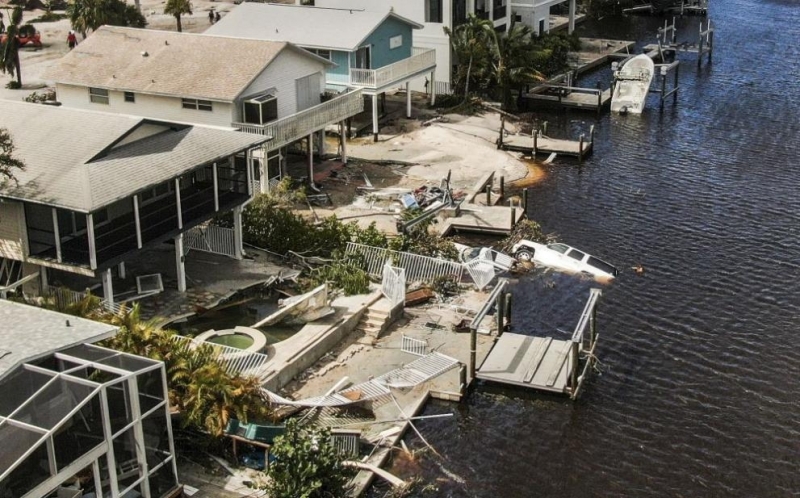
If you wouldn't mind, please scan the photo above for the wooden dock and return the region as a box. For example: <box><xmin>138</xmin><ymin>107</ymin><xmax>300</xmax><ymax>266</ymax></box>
<box><xmin>501</xmin><ymin>130</ymin><xmax>593</xmax><ymax>160</ymax></box>
<box><xmin>524</xmin><ymin>86</ymin><xmax>612</xmax><ymax>112</ymax></box>
<box><xmin>435</xmin><ymin>171</ymin><xmax>524</xmax><ymax>236</ymax></box>
<box><xmin>474</xmin><ymin>289</ymin><xmax>602</xmax><ymax>399</ymax></box>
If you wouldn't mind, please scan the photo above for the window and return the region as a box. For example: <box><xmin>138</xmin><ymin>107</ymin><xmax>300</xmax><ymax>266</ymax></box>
<box><xmin>548</xmin><ymin>243</ymin><xmax>570</xmax><ymax>254</ymax></box>
<box><xmin>243</xmin><ymin>94</ymin><xmax>278</xmax><ymax>125</ymax></box>
<box><xmin>307</xmin><ymin>48</ymin><xmax>331</xmax><ymax>60</ymax></box>
<box><xmin>181</xmin><ymin>98</ymin><xmax>213</xmax><ymax>112</ymax></box>
<box><xmin>89</xmin><ymin>87</ymin><xmax>109</xmax><ymax>105</ymax></box>
<box><xmin>425</xmin><ymin>0</ymin><xmax>443</xmax><ymax>22</ymax></box>
<box><xmin>567</xmin><ymin>249</ymin><xmax>586</xmax><ymax>261</ymax></box>
<box><xmin>124</xmin><ymin>91</ymin><xmax>135</xmax><ymax>103</ymax></box>
<box><xmin>389</xmin><ymin>35</ymin><xmax>403</xmax><ymax>49</ymax></box>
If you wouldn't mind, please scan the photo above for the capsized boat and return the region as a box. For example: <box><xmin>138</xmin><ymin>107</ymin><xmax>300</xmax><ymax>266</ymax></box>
<box><xmin>610</xmin><ymin>53</ymin><xmax>655</xmax><ymax>114</ymax></box>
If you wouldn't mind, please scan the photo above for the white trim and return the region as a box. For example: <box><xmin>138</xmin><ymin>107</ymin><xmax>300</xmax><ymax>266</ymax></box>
<box><xmin>175</xmin><ymin>178</ymin><xmax>183</xmax><ymax>229</ymax></box>
<box><xmin>87</xmin><ymin>213</ymin><xmax>97</xmax><ymax>269</ymax></box>
<box><xmin>213</xmin><ymin>163</ymin><xmax>219</xmax><ymax>212</ymax></box>
<box><xmin>52</xmin><ymin>208</ymin><xmax>62</xmax><ymax>263</ymax></box>
<box><xmin>133</xmin><ymin>194</ymin><xmax>142</xmax><ymax>249</ymax></box>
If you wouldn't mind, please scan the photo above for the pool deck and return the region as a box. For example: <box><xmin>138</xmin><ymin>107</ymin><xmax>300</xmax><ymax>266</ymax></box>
<box><xmin>280</xmin><ymin>291</ymin><xmax>496</xmax><ymax>495</ymax></box>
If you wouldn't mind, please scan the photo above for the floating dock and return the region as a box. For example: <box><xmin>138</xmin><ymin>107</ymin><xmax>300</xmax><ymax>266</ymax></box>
<box><xmin>475</xmin><ymin>288</ymin><xmax>602</xmax><ymax>399</ymax></box>
<box><xmin>501</xmin><ymin>131</ymin><xmax>593</xmax><ymax>160</ymax></box>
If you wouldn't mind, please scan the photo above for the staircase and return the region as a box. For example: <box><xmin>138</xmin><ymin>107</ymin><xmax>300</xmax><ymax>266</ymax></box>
<box><xmin>356</xmin><ymin>297</ymin><xmax>394</xmax><ymax>344</ymax></box>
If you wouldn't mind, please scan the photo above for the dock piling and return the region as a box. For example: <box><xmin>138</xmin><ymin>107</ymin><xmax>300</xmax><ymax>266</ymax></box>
<box><xmin>510</xmin><ymin>207</ymin><xmax>516</xmax><ymax>231</ymax></box>
<box><xmin>499</xmin><ymin>176</ymin><xmax>505</xmax><ymax>202</ymax></box>
<box><xmin>485</xmin><ymin>185</ymin><xmax>492</xmax><ymax>206</ymax></box>
<box><xmin>504</xmin><ymin>293</ymin><xmax>512</xmax><ymax>329</ymax></box>
<box><xmin>495</xmin><ymin>289</ymin><xmax>506</xmax><ymax>335</ymax></box>
<box><xmin>579</xmin><ymin>134</ymin><xmax>585</xmax><ymax>162</ymax></box>
<box><xmin>522</xmin><ymin>188</ymin><xmax>529</xmax><ymax>214</ymax></box>
<box><xmin>533</xmin><ymin>130</ymin><xmax>538</xmax><ymax>155</ymax></box>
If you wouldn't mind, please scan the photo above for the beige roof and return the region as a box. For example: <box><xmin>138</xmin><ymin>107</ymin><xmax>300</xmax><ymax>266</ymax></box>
<box><xmin>0</xmin><ymin>100</ymin><xmax>268</xmax><ymax>212</ymax></box>
<box><xmin>43</xmin><ymin>26</ymin><xmax>297</xmax><ymax>101</ymax></box>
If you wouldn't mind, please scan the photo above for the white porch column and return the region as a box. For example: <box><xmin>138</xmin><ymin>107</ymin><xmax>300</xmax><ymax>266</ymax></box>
<box><xmin>133</xmin><ymin>194</ymin><xmax>142</xmax><ymax>248</ymax></box>
<box><xmin>51</xmin><ymin>208</ymin><xmax>61</xmax><ymax>263</ymax></box>
<box><xmin>212</xmin><ymin>163</ymin><xmax>220</xmax><ymax>211</ymax></box>
<box><xmin>319</xmin><ymin>129</ymin><xmax>326</xmax><ymax>157</ymax></box>
<box><xmin>86</xmin><ymin>213</ymin><xmax>97</xmax><ymax>270</ymax></box>
<box><xmin>430</xmin><ymin>70</ymin><xmax>437</xmax><ymax>106</ymax></box>
<box><xmin>102</xmin><ymin>268</ymin><xmax>114</xmax><ymax>306</ymax></box>
<box><xmin>260</xmin><ymin>150</ymin><xmax>269</xmax><ymax>194</ymax></box>
<box><xmin>340</xmin><ymin>120</ymin><xmax>348</xmax><ymax>164</ymax></box>
<box><xmin>568</xmin><ymin>0</ymin><xmax>576</xmax><ymax>34</ymax></box>
<box><xmin>406</xmin><ymin>82</ymin><xmax>412</xmax><ymax>118</ymax></box>
<box><xmin>233</xmin><ymin>205</ymin><xmax>244</xmax><ymax>260</ymax></box>
<box><xmin>92</xmin><ymin>461</ymin><xmax>102</xmax><ymax>498</ymax></box>
<box><xmin>174</xmin><ymin>178</ymin><xmax>183</xmax><ymax>229</ymax></box>
<box><xmin>174</xmin><ymin>234</ymin><xmax>186</xmax><ymax>292</ymax></box>
<box><xmin>118</xmin><ymin>262</ymin><xmax>126</xmax><ymax>279</ymax></box>
<box><xmin>39</xmin><ymin>266</ymin><xmax>48</xmax><ymax>294</ymax></box>
<box><xmin>372</xmin><ymin>94</ymin><xmax>379</xmax><ymax>142</ymax></box>
<box><xmin>307</xmin><ymin>134</ymin><xmax>315</xmax><ymax>185</ymax></box>
<box><xmin>245</xmin><ymin>149</ymin><xmax>253</xmax><ymax>197</ymax></box>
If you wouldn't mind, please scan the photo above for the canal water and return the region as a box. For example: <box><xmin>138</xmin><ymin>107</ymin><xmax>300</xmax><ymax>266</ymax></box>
<box><xmin>388</xmin><ymin>1</ymin><xmax>800</xmax><ymax>496</ymax></box>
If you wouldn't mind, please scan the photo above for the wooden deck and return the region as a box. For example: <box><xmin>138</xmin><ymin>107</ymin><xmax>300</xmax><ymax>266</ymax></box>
<box><xmin>476</xmin><ymin>333</ymin><xmax>573</xmax><ymax>394</ymax></box>
<box><xmin>524</xmin><ymin>88</ymin><xmax>612</xmax><ymax>111</ymax></box>
<box><xmin>501</xmin><ymin>133</ymin><xmax>593</xmax><ymax>159</ymax></box>
<box><xmin>440</xmin><ymin>204</ymin><xmax>525</xmax><ymax>236</ymax></box>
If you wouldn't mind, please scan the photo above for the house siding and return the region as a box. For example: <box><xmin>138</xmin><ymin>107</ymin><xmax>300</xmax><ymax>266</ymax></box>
<box><xmin>328</xmin><ymin>50</ymin><xmax>351</xmax><ymax>77</ymax></box>
<box><xmin>237</xmin><ymin>48</ymin><xmax>327</xmax><ymax>122</ymax></box>
<box><xmin>55</xmin><ymin>83</ymin><xmax>235</xmax><ymax>128</ymax></box>
<box><xmin>360</xmin><ymin>16</ymin><xmax>414</xmax><ymax>69</ymax></box>
<box><xmin>0</xmin><ymin>202</ymin><xmax>27</xmax><ymax>261</ymax></box>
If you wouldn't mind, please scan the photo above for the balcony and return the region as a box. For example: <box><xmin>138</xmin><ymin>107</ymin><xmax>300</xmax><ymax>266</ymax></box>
<box><xmin>346</xmin><ymin>48</ymin><xmax>437</xmax><ymax>91</ymax></box>
<box><xmin>233</xmin><ymin>89</ymin><xmax>364</xmax><ymax>149</ymax></box>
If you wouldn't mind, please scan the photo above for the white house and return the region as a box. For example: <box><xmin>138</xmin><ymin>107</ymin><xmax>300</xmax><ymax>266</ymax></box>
<box><xmin>0</xmin><ymin>100</ymin><xmax>269</xmax><ymax>303</ymax></box>
<box><xmin>207</xmin><ymin>3</ymin><xmax>437</xmax><ymax>139</ymax></box>
<box><xmin>43</xmin><ymin>26</ymin><xmax>364</xmax><ymax>191</ymax></box>
<box><xmin>511</xmin><ymin>0</ymin><xmax>577</xmax><ymax>35</ymax></box>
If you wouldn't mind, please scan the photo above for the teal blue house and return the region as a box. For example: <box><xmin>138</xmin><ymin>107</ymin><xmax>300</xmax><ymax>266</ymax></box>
<box><xmin>208</xmin><ymin>3</ymin><xmax>438</xmax><ymax>138</ymax></box>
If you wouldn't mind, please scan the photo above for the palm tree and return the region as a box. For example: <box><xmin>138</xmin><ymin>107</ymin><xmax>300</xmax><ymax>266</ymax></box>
<box><xmin>0</xmin><ymin>6</ymin><xmax>23</xmax><ymax>87</ymax></box>
<box><xmin>164</xmin><ymin>0</ymin><xmax>192</xmax><ymax>33</ymax></box>
<box><xmin>444</xmin><ymin>15</ymin><xmax>492</xmax><ymax>100</ymax></box>
<box><xmin>0</xmin><ymin>127</ymin><xmax>24</xmax><ymax>186</ymax></box>
<box><xmin>68</xmin><ymin>0</ymin><xmax>147</xmax><ymax>37</ymax></box>
<box><xmin>484</xmin><ymin>21</ymin><xmax>545</xmax><ymax>111</ymax></box>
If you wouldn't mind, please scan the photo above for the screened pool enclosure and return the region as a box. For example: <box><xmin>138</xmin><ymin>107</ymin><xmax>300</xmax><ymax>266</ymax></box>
<box><xmin>0</xmin><ymin>344</ymin><xmax>179</xmax><ymax>498</ymax></box>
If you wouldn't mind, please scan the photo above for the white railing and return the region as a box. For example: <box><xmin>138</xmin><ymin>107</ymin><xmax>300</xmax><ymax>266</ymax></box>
<box><xmin>345</xmin><ymin>242</ymin><xmax>463</xmax><ymax>284</ymax></box>
<box><xmin>45</xmin><ymin>287</ymin><xmax>122</xmax><ymax>314</ymax></box>
<box><xmin>185</xmin><ymin>225</ymin><xmax>237</xmax><ymax>258</ymax></box>
<box><xmin>401</xmin><ymin>335</ymin><xmax>428</xmax><ymax>357</ymax></box>
<box><xmin>349</xmin><ymin>47</ymin><xmax>436</xmax><ymax>89</ymax></box>
<box><xmin>463</xmin><ymin>256</ymin><xmax>497</xmax><ymax>291</ymax></box>
<box><xmin>173</xmin><ymin>335</ymin><xmax>272</xmax><ymax>381</ymax></box>
<box><xmin>381</xmin><ymin>262</ymin><xmax>406</xmax><ymax>306</ymax></box>
<box><xmin>233</xmin><ymin>89</ymin><xmax>363</xmax><ymax>149</ymax></box>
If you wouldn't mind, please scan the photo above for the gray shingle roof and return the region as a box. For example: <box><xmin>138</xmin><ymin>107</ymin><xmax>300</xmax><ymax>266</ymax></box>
<box><xmin>43</xmin><ymin>26</ymin><xmax>294</xmax><ymax>101</ymax></box>
<box><xmin>205</xmin><ymin>3</ymin><xmax>422</xmax><ymax>51</ymax></box>
<box><xmin>0</xmin><ymin>100</ymin><xmax>268</xmax><ymax>212</ymax></box>
<box><xmin>0</xmin><ymin>300</ymin><xmax>118</xmax><ymax>380</ymax></box>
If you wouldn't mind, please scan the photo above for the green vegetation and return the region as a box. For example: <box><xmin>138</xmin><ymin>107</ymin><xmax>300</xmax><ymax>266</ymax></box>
<box><xmin>263</xmin><ymin>419</ymin><xmax>356</xmax><ymax>498</ymax></box>
<box><xmin>301</xmin><ymin>259</ymin><xmax>371</xmax><ymax>296</ymax></box>
<box><xmin>0</xmin><ymin>127</ymin><xmax>25</xmax><ymax>186</ymax></box>
<box><xmin>164</xmin><ymin>0</ymin><xmax>192</xmax><ymax>32</ymax></box>
<box><xmin>0</xmin><ymin>6</ymin><xmax>24</xmax><ymax>87</ymax></box>
<box><xmin>67</xmin><ymin>0</ymin><xmax>147</xmax><ymax>36</ymax></box>
<box><xmin>445</xmin><ymin>16</ymin><xmax>581</xmax><ymax>110</ymax></box>
<box><xmin>29</xmin><ymin>11</ymin><xmax>68</xmax><ymax>22</ymax></box>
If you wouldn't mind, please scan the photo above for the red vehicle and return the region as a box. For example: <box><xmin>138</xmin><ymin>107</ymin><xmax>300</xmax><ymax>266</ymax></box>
<box><xmin>0</xmin><ymin>31</ymin><xmax>42</xmax><ymax>47</ymax></box>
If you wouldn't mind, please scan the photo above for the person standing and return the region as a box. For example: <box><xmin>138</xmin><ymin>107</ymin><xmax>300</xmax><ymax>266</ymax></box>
<box><xmin>214</xmin><ymin>11</ymin><xmax>221</xmax><ymax>23</ymax></box>
<box><xmin>67</xmin><ymin>30</ymin><xmax>78</xmax><ymax>49</ymax></box>
<box><xmin>208</xmin><ymin>9</ymin><xmax>214</xmax><ymax>24</ymax></box>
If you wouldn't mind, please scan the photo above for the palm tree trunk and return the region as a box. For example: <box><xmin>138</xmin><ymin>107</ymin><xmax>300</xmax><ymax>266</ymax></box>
<box><xmin>176</xmin><ymin>14</ymin><xmax>182</xmax><ymax>32</ymax></box>
<box><xmin>464</xmin><ymin>54</ymin><xmax>472</xmax><ymax>102</ymax></box>
<box><xmin>14</xmin><ymin>53</ymin><xmax>21</xmax><ymax>86</ymax></box>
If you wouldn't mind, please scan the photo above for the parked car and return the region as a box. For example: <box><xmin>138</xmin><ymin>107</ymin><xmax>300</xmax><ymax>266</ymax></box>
<box><xmin>1</xmin><ymin>25</ymin><xmax>42</xmax><ymax>48</ymax></box>
<box><xmin>510</xmin><ymin>240</ymin><xmax>617</xmax><ymax>279</ymax></box>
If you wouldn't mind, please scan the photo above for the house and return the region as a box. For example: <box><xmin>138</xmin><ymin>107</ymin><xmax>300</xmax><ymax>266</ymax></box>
<box><xmin>301</xmin><ymin>0</ymin><xmax>513</xmax><ymax>93</ymax></box>
<box><xmin>0</xmin><ymin>301</ymin><xmax>181</xmax><ymax>498</ymax></box>
<box><xmin>511</xmin><ymin>0</ymin><xmax>577</xmax><ymax>35</ymax></box>
<box><xmin>206</xmin><ymin>3</ymin><xmax>436</xmax><ymax>139</ymax></box>
<box><xmin>0</xmin><ymin>100</ymin><xmax>269</xmax><ymax>306</ymax></box>
<box><xmin>43</xmin><ymin>26</ymin><xmax>364</xmax><ymax>191</ymax></box>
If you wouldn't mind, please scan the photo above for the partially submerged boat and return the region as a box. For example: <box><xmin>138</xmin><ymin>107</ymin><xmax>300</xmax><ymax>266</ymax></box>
<box><xmin>611</xmin><ymin>54</ymin><xmax>655</xmax><ymax>114</ymax></box>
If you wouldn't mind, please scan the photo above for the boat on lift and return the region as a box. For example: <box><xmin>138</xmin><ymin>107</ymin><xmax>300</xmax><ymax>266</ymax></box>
<box><xmin>611</xmin><ymin>54</ymin><xmax>655</xmax><ymax>114</ymax></box>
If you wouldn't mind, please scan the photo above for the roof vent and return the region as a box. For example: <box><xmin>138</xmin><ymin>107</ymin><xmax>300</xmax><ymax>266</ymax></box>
<box><xmin>141</xmin><ymin>51</ymin><xmax>149</xmax><ymax>57</ymax></box>
<box><xmin>66</xmin><ymin>320</ymin><xmax>71</xmax><ymax>327</ymax></box>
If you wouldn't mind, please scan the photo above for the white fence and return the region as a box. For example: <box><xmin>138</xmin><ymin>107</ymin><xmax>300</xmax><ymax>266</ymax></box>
<box><xmin>172</xmin><ymin>335</ymin><xmax>272</xmax><ymax>382</ymax></box>
<box><xmin>45</xmin><ymin>287</ymin><xmax>122</xmax><ymax>314</ymax></box>
<box><xmin>350</xmin><ymin>47</ymin><xmax>436</xmax><ymax>89</ymax></box>
<box><xmin>345</xmin><ymin>242</ymin><xmax>463</xmax><ymax>284</ymax></box>
<box><xmin>381</xmin><ymin>263</ymin><xmax>406</xmax><ymax>306</ymax></box>
<box><xmin>233</xmin><ymin>89</ymin><xmax>364</xmax><ymax>150</ymax></box>
<box><xmin>185</xmin><ymin>225</ymin><xmax>237</xmax><ymax>258</ymax></box>
<box><xmin>401</xmin><ymin>335</ymin><xmax>428</xmax><ymax>357</ymax></box>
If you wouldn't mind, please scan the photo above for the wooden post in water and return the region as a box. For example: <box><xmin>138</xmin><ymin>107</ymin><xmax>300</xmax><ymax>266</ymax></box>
<box><xmin>469</xmin><ymin>326</ymin><xmax>477</xmax><ymax>380</ymax></box>
<box><xmin>579</xmin><ymin>134</ymin><xmax>585</xmax><ymax>162</ymax></box>
<box><xmin>674</xmin><ymin>63</ymin><xmax>680</xmax><ymax>103</ymax></box>
<box><xmin>522</xmin><ymin>188</ymin><xmax>529</xmax><ymax>214</ymax></box>
<box><xmin>499</xmin><ymin>176</ymin><xmax>505</xmax><ymax>202</ymax></box>
<box><xmin>510</xmin><ymin>207</ymin><xmax>516</xmax><ymax>231</ymax></box>
<box><xmin>570</xmin><ymin>341</ymin><xmax>579</xmax><ymax>391</ymax></box>
<box><xmin>708</xmin><ymin>21</ymin><xmax>714</xmax><ymax>63</ymax></box>
<box><xmin>504</xmin><ymin>293</ymin><xmax>512</xmax><ymax>330</ymax></box>
<box><xmin>485</xmin><ymin>184</ymin><xmax>492</xmax><ymax>206</ymax></box>
<box><xmin>590</xmin><ymin>300</ymin><xmax>598</xmax><ymax>346</ymax></box>
<box><xmin>533</xmin><ymin>130</ymin><xmax>538</xmax><ymax>155</ymax></box>
<box><xmin>495</xmin><ymin>289</ymin><xmax>505</xmax><ymax>335</ymax></box>
<box><xmin>589</xmin><ymin>125</ymin><xmax>595</xmax><ymax>146</ymax></box>
<box><xmin>543</xmin><ymin>121</ymin><xmax>548</xmax><ymax>135</ymax></box>
<box><xmin>498</xmin><ymin>116</ymin><xmax>505</xmax><ymax>149</ymax></box>
<box><xmin>660</xmin><ymin>66</ymin><xmax>667</xmax><ymax>111</ymax></box>
<box><xmin>697</xmin><ymin>21</ymin><xmax>704</xmax><ymax>68</ymax></box>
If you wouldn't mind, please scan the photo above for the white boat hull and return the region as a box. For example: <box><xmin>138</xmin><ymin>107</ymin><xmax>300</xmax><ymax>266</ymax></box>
<box><xmin>611</xmin><ymin>54</ymin><xmax>655</xmax><ymax>114</ymax></box>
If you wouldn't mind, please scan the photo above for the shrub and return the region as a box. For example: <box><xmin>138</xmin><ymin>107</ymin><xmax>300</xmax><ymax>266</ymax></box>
<box><xmin>264</xmin><ymin>419</ymin><xmax>356</xmax><ymax>498</ymax></box>
<box><xmin>301</xmin><ymin>260</ymin><xmax>371</xmax><ymax>296</ymax></box>
<box><xmin>5</xmin><ymin>81</ymin><xmax>22</xmax><ymax>90</ymax></box>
